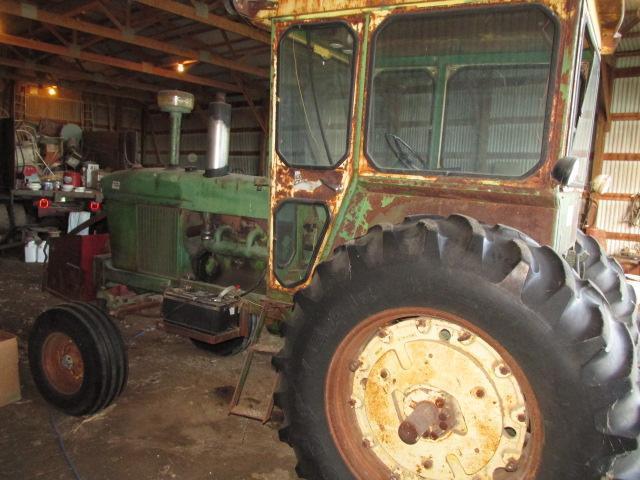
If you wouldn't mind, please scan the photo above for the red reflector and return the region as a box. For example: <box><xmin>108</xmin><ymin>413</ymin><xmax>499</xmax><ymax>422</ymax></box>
<box><xmin>89</xmin><ymin>201</ymin><xmax>101</xmax><ymax>212</ymax></box>
<box><xmin>38</xmin><ymin>198</ymin><xmax>51</xmax><ymax>209</ymax></box>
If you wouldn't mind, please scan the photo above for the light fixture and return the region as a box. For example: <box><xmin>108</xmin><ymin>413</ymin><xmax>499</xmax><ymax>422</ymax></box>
<box><xmin>177</xmin><ymin>63</ymin><xmax>185</xmax><ymax>73</ymax></box>
<box><xmin>46</xmin><ymin>85</ymin><xmax>58</xmax><ymax>96</ymax></box>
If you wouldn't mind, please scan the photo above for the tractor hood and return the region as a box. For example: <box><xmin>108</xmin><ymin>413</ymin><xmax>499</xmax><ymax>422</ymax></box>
<box><xmin>102</xmin><ymin>168</ymin><xmax>269</xmax><ymax>219</ymax></box>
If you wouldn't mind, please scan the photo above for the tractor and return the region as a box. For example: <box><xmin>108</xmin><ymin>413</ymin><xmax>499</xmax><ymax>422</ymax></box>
<box><xmin>27</xmin><ymin>0</ymin><xmax>640</xmax><ymax>478</ymax></box>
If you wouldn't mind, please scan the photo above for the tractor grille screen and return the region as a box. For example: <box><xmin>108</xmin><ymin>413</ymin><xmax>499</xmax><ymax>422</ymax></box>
<box><xmin>136</xmin><ymin>205</ymin><xmax>179</xmax><ymax>278</ymax></box>
<box><xmin>366</xmin><ymin>6</ymin><xmax>556</xmax><ymax>177</ymax></box>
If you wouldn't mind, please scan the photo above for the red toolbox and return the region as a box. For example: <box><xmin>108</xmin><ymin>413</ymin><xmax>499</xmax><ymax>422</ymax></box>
<box><xmin>45</xmin><ymin>234</ymin><xmax>110</xmax><ymax>301</ymax></box>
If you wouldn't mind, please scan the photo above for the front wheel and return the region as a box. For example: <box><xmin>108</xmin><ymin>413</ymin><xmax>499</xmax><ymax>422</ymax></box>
<box><xmin>29</xmin><ymin>303</ymin><xmax>128</xmax><ymax>416</ymax></box>
<box><xmin>274</xmin><ymin>215</ymin><xmax>640</xmax><ymax>480</ymax></box>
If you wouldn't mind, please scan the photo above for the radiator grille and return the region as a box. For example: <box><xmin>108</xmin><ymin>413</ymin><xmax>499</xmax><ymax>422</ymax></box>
<box><xmin>136</xmin><ymin>205</ymin><xmax>179</xmax><ymax>278</ymax></box>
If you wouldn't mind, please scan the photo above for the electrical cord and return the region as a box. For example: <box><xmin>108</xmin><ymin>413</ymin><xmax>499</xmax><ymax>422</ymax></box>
<box><xmin>306</xmin><ymin>31</ymin><xmax>333</xmax><ymax>166</ymax></box>
<box><xmin>49</xmin><ymin>412</ymin><xmax>84</xmax><ymax>480</ymax></box>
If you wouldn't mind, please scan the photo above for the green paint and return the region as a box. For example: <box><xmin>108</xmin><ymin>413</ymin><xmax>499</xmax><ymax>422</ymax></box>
<box><xmin>320</xmin><ymin>14</ymin><xmax>372</xmax><ymax>257</ymax></box>
<box><xmin>381</xmin><ymin>195</ymin><xmax>395</xmax><ymax>208</ymax></box>
<box><xmin>377</xmin><ymin>51</ymin><xmax>551</xmax><ymax>69</ymax></box>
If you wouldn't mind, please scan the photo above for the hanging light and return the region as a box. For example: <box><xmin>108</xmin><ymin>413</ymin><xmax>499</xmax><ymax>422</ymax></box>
<box><xmin>177</xmin><ymin>63</ymin><xmax>185</xmax><ymax>73</ymax></box>
<box><xmin>46</xmin><ymin>85</ymin><xmax>58</xmax><ymax>96</ymax></box>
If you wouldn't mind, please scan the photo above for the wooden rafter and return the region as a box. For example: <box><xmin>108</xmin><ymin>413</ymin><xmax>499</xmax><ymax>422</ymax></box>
<box><xmin>0</xmin><ymin>32</ymin><xmax>243</xmax><ymax>92</ymax></box>
<box><xmin>0</xmin><ymin>1</ymin><xmax>268</xmax><ymax>79</ymax></box>
<box><xmin>133</xmin><ymin>0</ymin><xmax>270</xmax><ymax>44</ymax></box>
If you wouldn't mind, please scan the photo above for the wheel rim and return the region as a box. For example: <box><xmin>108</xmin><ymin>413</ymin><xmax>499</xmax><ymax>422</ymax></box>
<box><xmin>41</xmin><ymin>332</ymin><xmax>84</xmax><ymax>395</ymax></box>
<box><xmin>325</xmin><ymin>307</ymin><xmax>543</xmax><ymax>480</ymax></box>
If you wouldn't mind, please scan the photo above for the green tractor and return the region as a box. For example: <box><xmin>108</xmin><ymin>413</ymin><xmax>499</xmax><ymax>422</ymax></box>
<box><xmin>28</xmin><ymin>0</ymin><xmax>640</xmax><ymax>478</ymax></box>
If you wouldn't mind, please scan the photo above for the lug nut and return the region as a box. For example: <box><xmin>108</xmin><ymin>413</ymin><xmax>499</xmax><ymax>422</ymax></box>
<box><xmin>499</xmin><ymin>365</ymin><xmax>511</xmax><ymax>376</ymax></box>
<box><xmin>517</xmin><ymin>413</ymin><xmax>527</xmax><ymax>423</ymax></box>
<box><xmin>457</xmin><ymin>331</ymin><xmax>472</xmax><ymax>342</ymax></box>
<box><xmin>439</xmin><ymin>422</ymin><xmax>448</xmax><ymax>431</ymax></box>
<box><xmin>349</xmin><ymin>360</ymin><xmax>362</xmax><ymax>372</ymax></box>
<box><xmin>380</xmin><ymin>369</ymin><xmax>389</xmax><ymax>379</ymax></box>
<box><xmin>435</xmin><ymin>398</ymin><xmax>445</xmax><ymax>408</ymax></box>
<box><xmin>505</xmin><ymin>459</ymin><xmax>518</xmax><ymax>472</ymax></box>
<box><xmin>475</xmin><ymin>388</ymin><xmax>485</xmax><ymax>398</ymax></box>
<box><xmin>422</xmin><ymin>459</ymin><xmax>433</xmax><ymax>469</ymax></box>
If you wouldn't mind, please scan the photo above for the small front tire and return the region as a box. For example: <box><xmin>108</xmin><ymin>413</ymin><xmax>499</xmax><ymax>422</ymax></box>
<box><xmin>29</xmin><ymin>303</ymin><xmax>128</xmax><ymax>416</ymax></box>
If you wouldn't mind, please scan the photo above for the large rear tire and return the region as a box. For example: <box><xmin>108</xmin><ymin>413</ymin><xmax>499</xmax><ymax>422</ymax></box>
<box><xmin>274</xmin><ymin>215</ymin><xmax>640</xmax><ymax>479</ymax></box>
<box><xmin>575</xmin><ymin>230</ymin><xmax>638</xmax><ymax>333</ymax></box>
<box><xmin>29</xmin><ymin>302</ymin><xmax>128</xmax><ymax>416</ymax></box>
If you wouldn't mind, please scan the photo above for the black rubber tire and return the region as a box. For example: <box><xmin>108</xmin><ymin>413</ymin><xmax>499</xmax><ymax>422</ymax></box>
<box><xmin>190</xmin><ymin>337</ymin><xmax>247</xmax><ymax>356</ymax></box>
<box><xmin>274</xmin><ymin>215</ymin><xmax>640</xmax><ymax>480</ymax></box>
<box><xmin>575</xmin><ymin>231</ymin><xmax>639</xmax><ymax>334</ymax></box>
<box><xmin>29</xmin><ymin>302</ymin><xmax>128</xmax><ymax>416</ymax></box>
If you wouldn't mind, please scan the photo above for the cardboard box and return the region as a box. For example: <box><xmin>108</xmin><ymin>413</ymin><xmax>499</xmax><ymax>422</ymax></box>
<box><xmin>0</xmin><ymin>331</ymin><xmax>21</xmax><ymax>407</ymax></box>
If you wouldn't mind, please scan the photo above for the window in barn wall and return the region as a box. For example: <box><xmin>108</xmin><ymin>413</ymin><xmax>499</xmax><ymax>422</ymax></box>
<box><xmin>568</xmin><ymin>21</ymin><xmax>600</xmax><ymax>187</ymax></box>
<box><xmin>24</xmin><ymin>88</ymin><xmax>82</xmax><ymax>123</ymax></box>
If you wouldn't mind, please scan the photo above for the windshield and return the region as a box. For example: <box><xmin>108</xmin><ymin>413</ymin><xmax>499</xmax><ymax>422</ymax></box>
<box><xmin>277</xmin><ymin>23</ymin><xmax>356</xmax><ymax>168</ymax></box>
<box><xmin>367</xmin><ymin>7</ymin><xmax>556</xmax><ymax>177</ymax></box>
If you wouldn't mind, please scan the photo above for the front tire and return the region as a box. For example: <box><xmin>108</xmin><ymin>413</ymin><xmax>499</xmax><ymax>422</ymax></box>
<box><xmin>274</xmin><ymin>215</ymin><xmax>640</xmax><ymax>479</ymax></box>
<box><xmin>29</xmin><ymin>303</ymin><xmax>128</xmax><ymax>416</ymax></box>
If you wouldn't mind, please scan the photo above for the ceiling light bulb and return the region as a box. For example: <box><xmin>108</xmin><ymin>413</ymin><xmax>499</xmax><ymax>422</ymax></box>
<box><xmin>177</xmin><ymin>63</ymin><xmax>185</xmax><ymax>73</ymax></box>
<box><xmin>47</xmin><ymin>86</ymin><xmax>57</xmax><ymax>96</ymax></box>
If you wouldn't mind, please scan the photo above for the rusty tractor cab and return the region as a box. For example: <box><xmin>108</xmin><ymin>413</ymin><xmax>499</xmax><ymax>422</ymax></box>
<box><xmin>27</xmin><ymin>0</ymin><xmax>640</xmax><ymax>478</ymax></box>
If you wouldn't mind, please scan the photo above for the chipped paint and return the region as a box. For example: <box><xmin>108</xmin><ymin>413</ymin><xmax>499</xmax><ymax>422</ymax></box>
<box><xmin>259</xmin><ymin>0</ymin><xmax>614</xmax><ymax>298</ymax></box>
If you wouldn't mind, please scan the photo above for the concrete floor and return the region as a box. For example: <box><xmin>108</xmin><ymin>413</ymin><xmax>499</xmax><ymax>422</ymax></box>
<box><xmin>0</xmin><ymin>256</ymin><xmax>297</xmax><ymax>480</ymax></box>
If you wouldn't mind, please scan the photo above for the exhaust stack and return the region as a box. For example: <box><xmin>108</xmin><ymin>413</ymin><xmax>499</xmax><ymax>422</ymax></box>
<box><xmin>204</xmin><ymin>92</ymin><xmax>231</xmax><ymax>177</ymax></box>
<box><xmin>157</xmin><ymin>90</ymin><xmax>194</xmax><ymax>169</ymax></box>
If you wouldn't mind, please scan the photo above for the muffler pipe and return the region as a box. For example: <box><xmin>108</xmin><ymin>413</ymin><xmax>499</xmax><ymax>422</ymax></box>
<box><xmin>204</xmin><ymin>92</ymin><xmax>231</xmax><ymax>177</ymax></box>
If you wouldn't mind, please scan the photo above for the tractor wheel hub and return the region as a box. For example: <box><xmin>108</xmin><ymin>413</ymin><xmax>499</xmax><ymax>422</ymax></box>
<box><xmin>350</xmin><ymin>315</ymin><xmax>528</xmax><ymax>479</ymax></box>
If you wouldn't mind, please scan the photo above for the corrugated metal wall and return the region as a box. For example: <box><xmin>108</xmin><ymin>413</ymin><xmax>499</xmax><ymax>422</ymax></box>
<box><xmin>594</xmin><ymin>22</ymin><xmax>640</xmax><ymax>256</ymax></box>
<box><xmin>143</xmin><ymin>104</ymin><xmax>265</xmax><ymax>175</ymax></box>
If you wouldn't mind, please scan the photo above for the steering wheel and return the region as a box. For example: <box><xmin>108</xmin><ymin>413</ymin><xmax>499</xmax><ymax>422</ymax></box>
<box><xmin>384</xmin><ymin>133</ymin><xmax>425</xmax><ymax>170</ymax></box>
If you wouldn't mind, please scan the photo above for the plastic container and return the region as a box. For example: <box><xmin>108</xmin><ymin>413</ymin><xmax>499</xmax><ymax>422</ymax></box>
<box><xmin>24</xmin><ymin>240</ymin><xmax>37</xmax><ymax>263</ymax></box>
<box><xmin>63</xmin><ymin>171</ymin><xmax>83</xmax><ymax>187</ymax></box>
<box><xmin>37</xmin><ymin>242</ymin><xmax>49</xmax><ymax>263</ymax></box>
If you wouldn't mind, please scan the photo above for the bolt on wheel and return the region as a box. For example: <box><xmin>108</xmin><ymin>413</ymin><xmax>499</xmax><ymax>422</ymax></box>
<box><xmin>326</xmin><ymin>307</ymin><xmax>542</xmax><ymax>479</ymax></box>
<box><xmin>41</xmin><ymin>332</ymin><xmax>85</xmax><ymax>396</ymax></box>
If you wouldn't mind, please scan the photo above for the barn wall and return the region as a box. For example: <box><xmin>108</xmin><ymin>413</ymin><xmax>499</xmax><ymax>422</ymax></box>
<box><xmin>593</xmin><ymin>24</ymin><xmax>640</xmax><ymax>257</ymax></box>
<box><xmin>142</xmin><ymin>103</ymin><xmax>266</xmax><ymax>176</ymax></box>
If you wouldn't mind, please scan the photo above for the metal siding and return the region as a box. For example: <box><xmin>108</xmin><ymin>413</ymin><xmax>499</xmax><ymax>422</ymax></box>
<box><xmin>602</xmin><ymin>161</ymin><xmax>640</xmax><ymax>194</ymax></box>
<box><xmin>611</xmin><ymin>78</ymin><xmax>640</xmax><ymax>113</ymax></box>
<box><xmin>604</xmin><ymin>121</ymin><xmax>640</xmax><ymax>153</ymax></box>
<box><xmin>595</xmin><ymin>30</ymin><xmax>640</xmax><ymax>256</ymax></box>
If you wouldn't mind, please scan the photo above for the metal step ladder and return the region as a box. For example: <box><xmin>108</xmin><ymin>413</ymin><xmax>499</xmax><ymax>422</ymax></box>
<box><xmin>13</xmin><ymin>85</ymin><xmax>25</xmax><ymax>122</ymax></box>
<box><xmin>229</xmin><ymin>308</ymin><xmax>283</xmax><ymax>423</ymax></box>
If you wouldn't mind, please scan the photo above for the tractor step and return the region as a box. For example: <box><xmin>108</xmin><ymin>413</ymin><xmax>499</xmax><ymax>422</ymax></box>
<box><xmin>229</xmin><ymin>309</ymin><xmax>283</xmax><ymax>423</ymax></box>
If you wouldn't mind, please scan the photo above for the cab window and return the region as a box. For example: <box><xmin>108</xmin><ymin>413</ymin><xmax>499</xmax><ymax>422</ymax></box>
<box><xmin>366</xmin><ymin>7</ymin><xmax>556</xmax><ymax>177</ymax></box>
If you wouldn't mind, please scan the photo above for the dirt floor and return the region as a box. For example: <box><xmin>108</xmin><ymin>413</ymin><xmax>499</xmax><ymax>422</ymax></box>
<box><xmin>0</xmin><ymin>255</ymin><xmax>298</xmax><ymax>480</ymax></box>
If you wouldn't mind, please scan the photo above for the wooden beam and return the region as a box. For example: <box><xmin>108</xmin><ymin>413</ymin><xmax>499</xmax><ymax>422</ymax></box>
<box><xmin>604</xmin><ymin>231</ymin><xmax>640</xmax><ymax>242</ymax></box>
<box><xmin>2</xmin><ymin>71</ymin><xmax>151</xmax><ymax>102</ymax></box>
<box><xmin>133</xmin><ymin>0</ymin><xmax>270</xmax><ymax>44</ymax></box>
<box><xmin>601</xmin><ymin>60</ymin><xmax>614</xmax><ymax>125</ymax></box>
<box><xmin>616</xmin><ymin>49</ymin><xmax>640</xmax><ymax>58</ymax></box>
<box><xmin>0</xmin><ymin>32</ymin><xmax>242</xmax><ymax>92</ymax></box>
<box><xmin>0</xmin><ymin>1</ymin><xmax>268</xmax><ymax>79</ymax></box>
<box><xmin>0</xmin><ymin>55</ymin><xmax>162</xmax><ymax>93</ymax></box>
<box><xmin>615</xmin><ymin>66</ymin><xmax>640</xmax><ymax>78</ymax></box>
<box><xmin>611</xmin><ymin>112</ymin><xmax>640</xmax><ymax>121</ymax></box>
<box><xmin>593</xmin><ymin>192</ymin><xmax>634</xmax><ymax>201</ymax></box>
<box><xmin>602</xmin><ymin>153</ymin><xmax>640</xmax><ymax>161</ymax></box>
